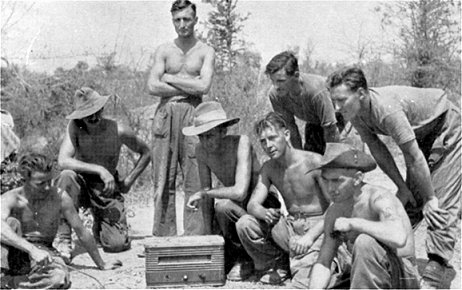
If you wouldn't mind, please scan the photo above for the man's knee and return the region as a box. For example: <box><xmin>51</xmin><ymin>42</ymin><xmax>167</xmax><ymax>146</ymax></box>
<box><xmin>6</xmin><ymin>217</ymin><xmax>21</xmax><ymax>233</ymax></box>
<box><xmin>100</xmin><ymin>232</ymin><xmax>131</xmax><ymax>253</ymax></box>
<box><xmin>214</xmin><ymin>199</ymin><xmax>234</xmax><ymax>216</ymax></box>
<box><xmin>236</xmin><ymin>215</ymin><xmax>262</xmax><ymax>240</ymax></box>
<box><xmin>352</xmin><ymin>234</ymin><xmax>382</xmax><ymax>260</ymax></box>
<box><xmin>57</xmin><ymin>170</ymin><xmax>79</xmax><ymax>184</ymax></box>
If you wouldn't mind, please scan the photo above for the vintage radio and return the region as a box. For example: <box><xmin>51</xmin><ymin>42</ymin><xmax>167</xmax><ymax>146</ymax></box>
<box><xmin>144</xmin><ymin>235</ymin><xmax>225</xmax><ymax>288</ymax></box>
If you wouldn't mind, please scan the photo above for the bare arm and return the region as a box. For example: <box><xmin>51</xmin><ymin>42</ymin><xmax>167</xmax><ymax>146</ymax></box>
<box><xmin>118</xmin><ymin>124</ymin><xmax>151</xmax><ymax>193</ymax></box>
<box><xmin>58</xmin><ymin>122</ymin><xmax>107</xmax><ymax>176</ymax></box>
<box><xmin>61</xmin><ymin>191</ymin><xmax>121</xmax><ymax>270</ymax></box>
<box><xmin>334</xmin><ymin>193</ymin><xmax>407</xmax><ymax>249</ymax></box>
<box><xmin>1</xmin><ymin>191</ymin><xmax>52</xmax><ymax>265</ymax></box>
<box><xmin>161</xmin><ymin>46</ymin><xmax>215</xmax><ymax>96</ymax></box>
<box><xmin>309</xmin><ymin>208</ymin><xmax>340</xmax><ymax>289</ymax></box>
<box><xmin>400</xmin><ymin>140</ymin><xmax>448</xmax><ymax>229</ymax></box>
<box><xmin>247</xmin><ymin>165</ymin><xmax>281</xmax><ymax>224</ymax></box>
<box><xmin>363</xmin><ymin>132</ymin><xmax>409</xmax><ymax>195</ymax></box>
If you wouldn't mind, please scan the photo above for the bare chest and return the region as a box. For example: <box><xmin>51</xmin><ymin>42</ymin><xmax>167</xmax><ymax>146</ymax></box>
<box><xmin>16</xmin><ymin>196</ymin><xmax>61</xmax><ymax>240</ymax></box>
<box><xmin>165</xmin><ymin>49</ymin><xmax>205</xmax><ymax>77</ymax></box>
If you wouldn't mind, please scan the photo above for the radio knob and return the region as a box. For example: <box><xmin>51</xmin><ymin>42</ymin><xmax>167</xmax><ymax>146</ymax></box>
<box><xmin>183</xmin><ymin>275</ymin><xmax>188</xmax><ymax>281</ymax></box>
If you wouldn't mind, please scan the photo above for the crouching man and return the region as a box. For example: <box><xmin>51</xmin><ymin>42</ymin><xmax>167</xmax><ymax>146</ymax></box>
<box><xmin>236</xmin><ymin>112</ymin><xmax>336</xmax><ymax>287</ymax></box>
<box><xmin>1</xmin><ymin>153</ymin><xmax>121</xmax><ymax>289</ymax></box>
<box><xmin>55</xmin><ymin>87</ymin><xmax>151</xmax><ymax>259</ymax></box>
<box><xmin>309</xmin><ymin>143</ymin><xmax>420</xmax><ymax>289</ymax></box>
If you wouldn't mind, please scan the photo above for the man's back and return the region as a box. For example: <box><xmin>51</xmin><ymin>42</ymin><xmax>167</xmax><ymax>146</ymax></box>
<box><xmin>264</xmin><ymin>149</ymin><xmax>329</xmax><ymax>214</ymax></box>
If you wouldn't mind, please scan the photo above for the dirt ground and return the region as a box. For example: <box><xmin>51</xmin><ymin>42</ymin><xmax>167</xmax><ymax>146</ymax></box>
<box><xmin>68</xmin><ymin>164</ymin><xmax>461</xmax><ymax>289</ymax></box>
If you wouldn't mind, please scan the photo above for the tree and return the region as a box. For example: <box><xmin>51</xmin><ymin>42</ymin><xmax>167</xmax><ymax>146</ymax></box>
<box><xmin>377</xmin><ymin>0</ymin><xmax>461</xmax><ymax>93</ymax></box>
<box><xmin>200</xmin><ymin>0</ymin><xmax>249</xmax><ymax>72</ymax></box>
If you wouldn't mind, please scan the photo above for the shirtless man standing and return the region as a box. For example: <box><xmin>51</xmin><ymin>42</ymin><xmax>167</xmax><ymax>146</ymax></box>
<box><xmin>147</xmin><ymin>0</ymin><xmax>215</xmax><ymax>236</ymax></box>
<box><xmin>55</xmin><ymin>87</ymin><xmax>151</xmax><ymax>259</ymax></box>
<box><xmin>183</xmin><ymin>102</ymin><xmax>279</xmax><ymax>281</ymax></box>
<box><xmin>236</xmin><ymin>112</ymin><xmax>334</xmax><ymax>287</ymax></box>
<box><xmin>309</xmin><ymin>143</ymin><xmax>420</xmax><ymax>289</ymax></box>
<box><xmin>1</xmin><ymin>153</ymin><xmax>121</xmax><ymax>289</ymax></box>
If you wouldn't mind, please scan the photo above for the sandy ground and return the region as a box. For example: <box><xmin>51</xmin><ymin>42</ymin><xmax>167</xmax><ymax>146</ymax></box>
<box><xmin>67</xmin><ymin>162</ymin><xmax>461</xmax><ymax>289</ymax></box>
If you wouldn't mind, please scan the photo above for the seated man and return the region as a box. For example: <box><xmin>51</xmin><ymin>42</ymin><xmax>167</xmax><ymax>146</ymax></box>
<box><xmin>1</xmin><ymin>153</ymin><xmax>121</xmax><ymax>289</ymax></box>
<box><xmin>183</xmin><ymin>101</ymin><xmax>280</xmax><ymax>281</ymax></box>
<box><xmin>236</xmin><ymin>112</ymin><xmax>334</xmax><ymax>287</ymax></box>
<box><xmin>309</xmin><ymin>143</ymin><xmax>420</xmax><ymax>289</ymax></box>
<box><xmin>55</xmin><ymin>87</ymin><xmax>151</xmax><ymax>259</ymax></box>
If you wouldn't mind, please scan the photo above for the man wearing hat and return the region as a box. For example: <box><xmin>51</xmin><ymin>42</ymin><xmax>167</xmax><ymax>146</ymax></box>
<box><xmin>236</xmin><ymin>112</ymin><xmax>335</xmax><ymax>287</ymax></box>
<box><xmin>54</xmin><ymin>87</ymin><xmax>151</xmax><ymax>260</ymax></box>
<box><xmin>147</xmin><ymin>0</ymin><xmax>215</xmax><ymax>236</ymax></box>
<box><xmin>309</xmin><ymin>143</ymin><xmax>420</xmax><ymax>289</ymax></box>
<box><xmin>327</xmin><ymin>67</ymin><xmax>460</xmax><ymax>288</ymax></box>
<box><xmin>182</xmin><ymin>102</ymin><xmax>280</xmax><ymax>281</ymax></box>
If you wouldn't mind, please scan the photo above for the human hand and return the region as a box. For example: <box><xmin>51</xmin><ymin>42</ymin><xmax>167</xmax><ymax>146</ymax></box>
<box><xmin>29</xmin><ymin>248</ymin><xmax>52</xmax><ymax>267</ymax></box>
<box><xmin>21</xmin><ymin>264</ymin><xmax>68</xmax><ymax>289</ymax></box>
<box><xmin>186</xmin><ymin>191</ymin><xmax>204</xmax><ymax>210</ymax></box>
<box><xmin>423</xmin><ymin>196</ymin><xmax>449</xmax><ymax>230</ymax></box>
<box><xmin>333</xmin><ymin>217</ymin><xmax>353</xmax><ymax>232</ymax></box>
<box><xmin>264</xmin><ymin>208</ymin><xmax>281</xmax><ymax>225</ymax></box>
<box><xmin>99</xmin><ymin>259</ymin><xmax>123</xmax><ymax>270</ymax></box>
<box><xmin>99</xmin><ymin>168</ymin><xmax>115</xmax><ymax>195</ymax></box>
<box><xmin>396</xmin><ymin>187</ymin><xmax>417</xmax><ymax>207</ymax></box>
<box><xmin>161</xmin><ymin>74</ymin><xmax>173</xmax><ymax>83</ymax></box>
<box><xmin>289</xmin><ymin>235</ymin><xmax>313</xmax><ymax>256</ymax></box>
<box><xmin>118</xmin><ymin>179</ymin><xmax>132</xmax><ymax>194</ymax></box>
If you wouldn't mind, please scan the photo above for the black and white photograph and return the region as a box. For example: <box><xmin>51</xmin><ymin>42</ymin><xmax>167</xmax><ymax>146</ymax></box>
<box><xmin>1</xmin><ymin>0</ymin><xmax>460</xmax><ymax>288</ymax></box>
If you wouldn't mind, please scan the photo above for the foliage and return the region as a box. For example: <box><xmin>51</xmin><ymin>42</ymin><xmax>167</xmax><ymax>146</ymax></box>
<box><xmin>200</xmin><ymin>0</ymin><xmax>250</xmax><ymax>72</ymax></box>
<box><xmin>1</xmin><ymin>55</ymin><xmax>154</xmax><ymax>192</ymax></box>
<box><xmin>377</xmin><ymin>0</ymin><xmax>461</xmax><ymax>98</ymax></box>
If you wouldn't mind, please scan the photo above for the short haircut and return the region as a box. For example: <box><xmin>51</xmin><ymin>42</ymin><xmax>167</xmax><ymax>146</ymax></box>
<box><xmin>254</xmin><ymin>112</ymin><xmax>287</xmax><ymax>136</ymax></box>
<box><xmin>326</xmin><ymin>66</ymin><xmax>368</xmax><ymax>92</ymax></box>
<box><xmin>18</xmin><ymin>153</ymin><xmax>53</xmax><ymax>178</ymax></box>
<box><xmin>171</xmin><ymin>0</ymin><xmax>196</xmax><ymax>16</ymax></box>
<box><xmin>265</xmin><ymin>51</ymin><xmax>299</xmax><ymax>76</ymax></box>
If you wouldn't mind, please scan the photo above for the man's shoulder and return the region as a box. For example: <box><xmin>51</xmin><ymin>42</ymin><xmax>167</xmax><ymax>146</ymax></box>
<box><xmin>296</xmin><ymin>149</ymin><xmax>322</xmax><ymax>167</ymax></box>
<box><xmin>197</xmin><ymin>40</ymin><xmax>215</xmax><ymax>53</ymax></box>
<box><xmin>2</xmin><ymin>187</ymin><xmax>23</xmax><ymax>199</ymax></box>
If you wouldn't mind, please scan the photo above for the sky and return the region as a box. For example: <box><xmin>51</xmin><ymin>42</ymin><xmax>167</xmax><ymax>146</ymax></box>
<box><xmin>1</xmin><ymin>1</ymin><xmax>393</xmax><ymax>73</ymax></box>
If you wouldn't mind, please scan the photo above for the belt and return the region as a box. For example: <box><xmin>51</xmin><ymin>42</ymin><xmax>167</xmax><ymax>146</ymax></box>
<box><xmin>289</xmin><ymin>211</ymin><xmax>323</xmax><ymax>220</ymax></box>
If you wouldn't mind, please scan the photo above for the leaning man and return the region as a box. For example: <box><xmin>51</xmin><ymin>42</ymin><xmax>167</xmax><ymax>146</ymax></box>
<box><xmin>55</xmin><ymin>87</ymin><xmax>151</xmax><ymax>259</ymax></box>
<box><xmin>1</xmin><ymin>153</ymin><xmax>121</xmax><ymax>289</ymax></box>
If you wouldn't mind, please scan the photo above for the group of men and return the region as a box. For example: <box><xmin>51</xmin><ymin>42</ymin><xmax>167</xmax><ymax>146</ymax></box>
<box><xmin>1</xmin><ymin>0</ymin><xmax>460</xmax><ymax>289</ymax></box>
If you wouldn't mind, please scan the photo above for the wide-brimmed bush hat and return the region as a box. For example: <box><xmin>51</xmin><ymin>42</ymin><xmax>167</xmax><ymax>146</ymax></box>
<box><xmin>319</xmin><ymin>143</ymin><xmax>377</xmax><ymax>172</ymax></box>
<box><xmin>182</xmin><ymin>101</ymin><xmax>240</xmax><ymax>136</ymax></box>
<box><xmin>66</xmin><ymin>87</ymin><xmax>111</xmax><ymax>120</ymax></box>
